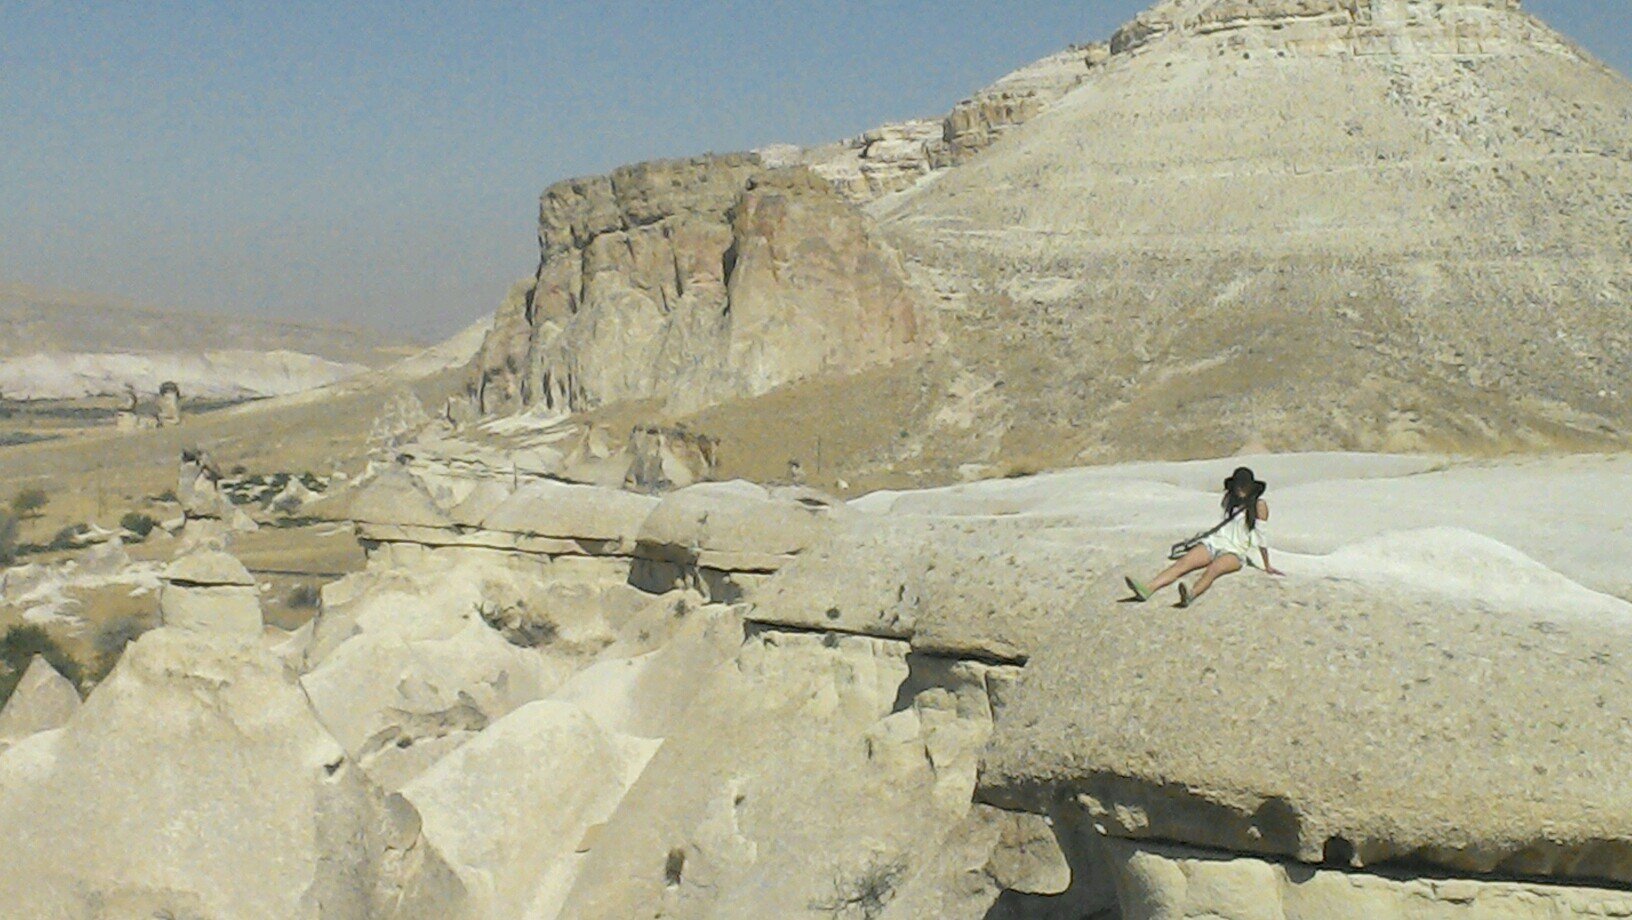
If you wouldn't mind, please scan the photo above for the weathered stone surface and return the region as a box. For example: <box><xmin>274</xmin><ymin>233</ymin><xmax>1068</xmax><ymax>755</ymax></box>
<box><xmin>163</xmin><ymin>549</ymin><xmax>255</xmax><ymax>586</ymax></box>
<box><xmin>749</xmin><ymin>515</ymin><xmax>1102</xmax><ymax>662</ymax></box>
<box><xmin>159</xmin><ymin>550</ymin><xmax>263</xmax><ymax>636</ymax></box>
<box><xmin>480</xmin><ymin>478</ymin><xmax>658</xmax><ymax>549</ymax></box>
<box><xmin>0</xmin><ymin>629</ymin><xmax>396</xmax><ymax>919</ymax></box>
<box><xmin>156</xmin><ymin>380</ymin><xmax>182</xmax><ymax>426</ymax></box>
<box><xmin>177</xmin><ymin>447</ymin><xmax>229</xmax><ymax>519</ymax></box>
<box><xmin>473</xmin><ymin>157</ymin><xmax>924</xmax><ymax>417</ymax></box>
<box><xmin>980</xmin><ymin>574</ymin><xmax>1632</xmax><ymax>886</ymax></box>
<box><xmin>159</xmin><ymin>583</ymin><xmax>264</xmax><ymax>636</ymax></box>
<box><xmin>939</xmin><ymin>45</ymin><xmax>1101</xmax><ymax>166</ymax></box>
<box><xmin>552</xmin><ymin>602</ymin><xmax>745</xmax><ymax>741</ymax></box>
<box><xmin>0</xmin><ymin>656</ymin><xmax>79</xmax><ymax>748</ymax></box>
<box><xmin>635</xmin><ymin>480</ymin><xmax>842</xmax><ymax>573</ymax></box>
<box><xmin>444</xmin><ymin>478</ymin><xmax>515</xmax><ymax>527</ymax></box>
<box><xmin>349</xmin><ymin>466</ymin><xmax>453</xmax><ymax>529</ymax></box>
<box><xmin>878</xmin><ymin>805</ymin><xmax>1078</xmax><ymax>920</ymax></box>
<box><xmin>556</xmin><ymin>627</ymin><xmax>1000</xmax><ymax>919</ymax></box>
<box><xmin>298</xmin><ymin>552</ymin><xmax>567</xmax><ymax>787</ymax></box>
<box><xmin>799</xmin><ymin>119</ymin><xmax>946</xmax><ymax>199</ymax></box>
<box><xmin>1105</xmin><ymin>837</ymin><xmax>1632</xmax><ymax>920</ymax></box>
<box><xmin>1112</xmin><ymin>0</ymin><xmax>1533</xmax><ymax>58</ymax></box>
<box><xmin>396</xmin><ymin>700</ymin><xmax>659</xmax><ymax>920</ymax></box>
<box><xmin>764</xmin><ymin>46</ymin><xmax>1098</xmax><ymax>199</ymax></box>
<box><xmin>625</xmin><ymin>424</ymin><xmax>719</xmax><ymax>492</ymax></box>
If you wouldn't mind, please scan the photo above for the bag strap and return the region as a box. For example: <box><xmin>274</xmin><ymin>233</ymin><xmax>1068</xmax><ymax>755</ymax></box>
<box><xmin>1193</xmin><ymin>506</ymin><xmax>1241</xmax><ymax>542</ymax></box>
<box><xmin>1168</xmin><ymin>507</ymin><xmax>1242</xmax><ymax>559</ymax></box>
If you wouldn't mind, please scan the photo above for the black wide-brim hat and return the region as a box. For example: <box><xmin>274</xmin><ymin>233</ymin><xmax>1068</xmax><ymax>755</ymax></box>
<box><xmin>1225</xmin><ymin>466</ymin><xmax>1267</xmax><ymax>498</ymax></box>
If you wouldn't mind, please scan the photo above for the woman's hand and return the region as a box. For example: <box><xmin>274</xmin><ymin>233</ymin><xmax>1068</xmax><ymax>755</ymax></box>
<box><xmin>1265</xmin><ymin>564</ymin><xmax>1286</xmax><ymax>577</ymax></box>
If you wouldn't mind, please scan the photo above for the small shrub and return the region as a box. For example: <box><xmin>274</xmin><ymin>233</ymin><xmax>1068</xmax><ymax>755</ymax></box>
<box><xmin>812</xmin><ymin>857</ymin><xmax>908</xmax><ymax>920</ymax></box>
<box><xmin>89</xmin><ymin>616</ymin><xmax>154</xmax><ymax>683</ymax></box>
<box><xmin>0</xmin><ymin>624</ymin><xmax>83</xmax><ymax>706</ymax></box>
<box><xmin>120</xmin><ymin>512</ymin><xmax>159</xmax><ymax>540</ymax></box>
<box><xmin>153</xmin><ymin>489</ymin><xmax>178</xmax><ymax>504</ymax></box>
<box><xmin>47</xmin><ymin>523</ymin><xmax>90</xmax><ymax>552</ymax></box>
<box><xmin>10</xmin><ymin>487</ymin><xmax>48</xmax><ymax>519</ymax></box>
<box><xmin>0</xmin><ymin>512</ymin><xmax>17</xmax><ymax>566</ymax></box>
<box><xmin>0</xmin><ymin>432</ymin><xmax>55</xmax><ymax>447</ymax></box>
<box><xmin>475</xmin><ymin>601</ymin><xmax>559</xmax><ymax>648</ymax></box>
<box><xmin>287</xmin><ymin>584</ymin><xmax>322</xmax><ymax>609</ymax></box>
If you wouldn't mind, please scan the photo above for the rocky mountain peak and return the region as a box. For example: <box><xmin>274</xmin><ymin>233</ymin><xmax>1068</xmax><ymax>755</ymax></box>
<box><xmin>1111</xmin><ymin>0</ymin><xmax>1549</xmax><ymax>59</ymax></box>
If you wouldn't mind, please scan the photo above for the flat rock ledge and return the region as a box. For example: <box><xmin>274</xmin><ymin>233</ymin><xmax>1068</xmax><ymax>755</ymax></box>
<box><xmin>979</xmin><ymin>574</ymin><xmax>1632</xmax><ymax>888</ymax></box>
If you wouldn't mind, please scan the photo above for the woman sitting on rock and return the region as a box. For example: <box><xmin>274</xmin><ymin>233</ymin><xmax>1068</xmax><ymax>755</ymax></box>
<box><xmin>1125</xmin><ymin>466</ymin><xmax>1284</xmax><ymax>607</ymax></box>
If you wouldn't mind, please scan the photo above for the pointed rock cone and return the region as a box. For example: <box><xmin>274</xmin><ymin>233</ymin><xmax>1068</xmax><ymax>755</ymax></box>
<box><xmin>0</xmin><ymin>655</ymin><xmax>80</xmax><ymax>747</ymax></box>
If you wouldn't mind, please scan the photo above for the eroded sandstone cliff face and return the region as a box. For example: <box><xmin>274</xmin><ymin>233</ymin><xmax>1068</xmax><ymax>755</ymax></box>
<box><xmin>938</xmin><ymin>44</ymin><xmax>1107</xmax><ymax>167</ymax></box>
<box><xmin>762</xmin><ymin>44</ymin><xmax>1105</xmax><ymax>203</ymax></box>
<box><xmin>473</xmin><ymin>158</ymin><xmax>923</xmax><ymax>417</ymax></box>
<box><xmin>1111</xmin><ymin>0</ymin><xmax>1536</xmax><ymax>57</ymax></box>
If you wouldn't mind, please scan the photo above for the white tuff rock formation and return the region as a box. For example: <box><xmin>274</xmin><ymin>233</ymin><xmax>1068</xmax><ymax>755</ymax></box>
<box><xmin>6</xmin><ymin>448</ymin><xmax>1632</xmax><ymax>917</ymax></box>
<box><xmin>0</xmin><ymin>629</ymin><xmax>404</xmax><ymax>919</ymax></box>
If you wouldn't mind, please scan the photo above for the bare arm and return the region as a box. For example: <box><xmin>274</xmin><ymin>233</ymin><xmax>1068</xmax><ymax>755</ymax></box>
<box><xmin>1257</xmin><ymin>499</ymin><xmax>1284</xmax><ymax>575</ymax></box>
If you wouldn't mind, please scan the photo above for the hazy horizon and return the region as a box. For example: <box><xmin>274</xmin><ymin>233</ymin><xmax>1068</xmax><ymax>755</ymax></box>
<box><xmin>5</xmin><ymin>1</ymin><xmax>1628</xmax><ymax>344</ymax></box>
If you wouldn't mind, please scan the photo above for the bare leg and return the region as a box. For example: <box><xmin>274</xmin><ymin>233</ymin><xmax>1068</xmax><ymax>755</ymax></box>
<box><xmin>1150</xmin><ymin>546</ymin><xmax>1212</xmax><ymax>592</ymax></box>
<box><xmin>1188</xmin><ymin>553</ymin><xmax>1243</xmax><ymax>600</ymax></box>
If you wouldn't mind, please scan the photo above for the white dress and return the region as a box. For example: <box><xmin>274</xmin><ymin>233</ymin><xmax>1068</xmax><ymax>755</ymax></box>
<box><xmin>1203</xmin><ymin>513</ymin><xmax>1267</xmax><ymax>567</ymax></box>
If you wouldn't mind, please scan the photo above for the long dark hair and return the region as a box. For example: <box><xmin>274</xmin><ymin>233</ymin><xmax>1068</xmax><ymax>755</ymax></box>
<box><xmin>1222</xmin><ymin>466</ymin><xmax>1265</xmax><ymax>530</ymax></box>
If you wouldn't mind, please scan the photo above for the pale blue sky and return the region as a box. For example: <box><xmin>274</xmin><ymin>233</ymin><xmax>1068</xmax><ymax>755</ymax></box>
<box><xmin>3</xmin><ymin>1</ymin><xmax>1627</xmax><ymax>340</ymax></box>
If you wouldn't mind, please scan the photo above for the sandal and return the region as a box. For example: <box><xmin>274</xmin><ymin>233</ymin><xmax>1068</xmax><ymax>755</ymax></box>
<box><xmin>1125</xmin><ymin>576</ymin><xmax>1152</xmax><ymax>602</ymax></box>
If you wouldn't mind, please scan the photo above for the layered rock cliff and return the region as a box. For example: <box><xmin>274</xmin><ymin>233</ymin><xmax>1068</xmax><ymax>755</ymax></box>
<box><xmin>765</xmin><ymin>43</ymin><xmax>1106</xmax><ymax>200</ymax></box>
<box><xmin>473</xmin><ymin>159</ymin><xmax>923</xmax><ymax>417</ymax></box>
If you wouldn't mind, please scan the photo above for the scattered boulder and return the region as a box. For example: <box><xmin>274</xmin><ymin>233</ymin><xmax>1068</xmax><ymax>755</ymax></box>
<box><xmin>176</xmin><ymin>447</ymin><xmax>257</xmax><ymax>540</ymax></box>
<box><xmin>268</xmin><ymin>477</ymin><xmax>316</xmax><ymax>514</ymax></box>
<box><xmin>156</xmin><ymin>380</ymin><xmax>182</xmax><ymax>427</ymax></box>
<box><xmin>159</xmin><ymin>551</ymin><xmax>263</xmax><ymax>637</ymax></box>
<box><xmin>625</xmin><ymin>424</ymin><xmax>719</xmax><ymax>493</ymax></box>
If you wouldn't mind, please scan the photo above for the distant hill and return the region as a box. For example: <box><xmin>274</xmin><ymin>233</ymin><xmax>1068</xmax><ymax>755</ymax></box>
<box><xmin>0</xmin><ymin>283</ymin><xmax>411</xmax><ymax>367</ymax></box>
<box><xmin>0</xmin><ymin>283</ymin><xmax>415</xmax><ymax>399</ymax></box>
